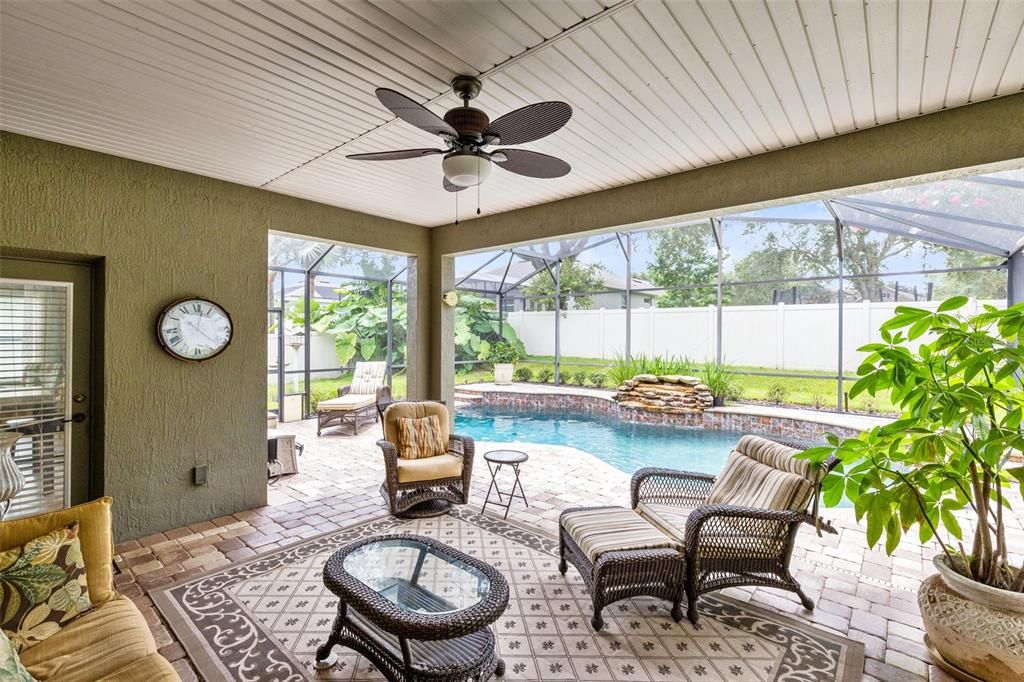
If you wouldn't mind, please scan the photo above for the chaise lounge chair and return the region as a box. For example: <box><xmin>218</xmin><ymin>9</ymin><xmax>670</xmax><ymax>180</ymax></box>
<box><xmin>316</xmin><ymin>361</ymin><xmax>386</xmax><ymax>436</ymax></box>
<box><xmin>630</xmin><ymin>434</ymin><xmax>837</xmax><ymax>623</ymax></box>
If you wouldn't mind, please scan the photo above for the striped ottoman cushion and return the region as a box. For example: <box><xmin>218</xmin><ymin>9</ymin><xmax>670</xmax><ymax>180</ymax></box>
<box><xmin>561</xmin><ymin>507</ymin><xmax>683</xmax><ymax>563</ymax></box>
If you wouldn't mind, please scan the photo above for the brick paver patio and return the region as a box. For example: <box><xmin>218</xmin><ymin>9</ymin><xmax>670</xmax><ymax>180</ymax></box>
<box><xmin>115</xmin><ymin>415</ymin><xmax>1022</xmax><ymax>681</ymax></box>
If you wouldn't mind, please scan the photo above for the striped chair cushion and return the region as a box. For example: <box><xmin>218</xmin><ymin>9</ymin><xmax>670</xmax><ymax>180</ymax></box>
<box><xmin>635</xmin><ymin>502</ymin><xmax>691</xmax><ymax>542</ymax></box>
<box><xmin>734</xmin><ymin>435</ymin><xmax>813</xmax><ymax>479</ymax></box>
<box><xmin>349</xmin><ymin>361</ymin><xmax>386</xmax><ymax>395</ymax></box>
<box><xmin>706</xmin><ymin>451</ymin><xmax>813</xmax><ymax>512</ymax></box>
<box><xmin>561</xmin><ymin>507</ymin><xmax>682</xmax><ymax>563</ymax></box>
<box><xmin>396</xmin><ymin>415</ymin><xmax>447</xmax><ymax>460</ymax></box>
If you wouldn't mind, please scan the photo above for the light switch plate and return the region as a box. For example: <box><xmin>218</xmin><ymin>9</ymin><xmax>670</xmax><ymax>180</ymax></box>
<box><xmin>193</xmin><ymin>465</ymin><xmax>208</xmax><ymax>486</ymax></box>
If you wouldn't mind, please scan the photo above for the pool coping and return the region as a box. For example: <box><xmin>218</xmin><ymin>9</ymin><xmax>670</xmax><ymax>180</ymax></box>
<box><xmin>455</xmin><ymin>383</ymin><xmax>889</xmax><ymax>441</ymax></box>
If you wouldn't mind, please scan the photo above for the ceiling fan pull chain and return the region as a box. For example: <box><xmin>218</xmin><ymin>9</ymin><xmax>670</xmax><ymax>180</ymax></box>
<box><xmin>477</xmin><ymin>156</ymin><xmax>482</xmax><ymax>215</ymax></box>
<box><xmin>455</xmin><ymin>188</ymin><xmax>459</xmax><ymax>225</ymax></box>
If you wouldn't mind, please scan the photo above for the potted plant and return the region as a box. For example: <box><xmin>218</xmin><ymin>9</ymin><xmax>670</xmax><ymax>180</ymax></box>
<box><xmin>490</xmin><ymin>342</ymin><xmax>520</xmax><ymax>386</ymax></box>
<box><xmin>801</xmin><ymin>297</ymin><xmax>1024</xmax><ymax>680</ymax></box>
<box><xmin>701</xmin><ymin>361</ymin><xmax>737</xmax><ymax>407</ymax></box>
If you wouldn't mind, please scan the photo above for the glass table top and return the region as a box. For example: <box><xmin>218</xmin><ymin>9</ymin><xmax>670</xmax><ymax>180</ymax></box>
<box><xmin>343</xmin><ymin>538</ymin><xmax>491</xmax><ymax>614</ymax></box>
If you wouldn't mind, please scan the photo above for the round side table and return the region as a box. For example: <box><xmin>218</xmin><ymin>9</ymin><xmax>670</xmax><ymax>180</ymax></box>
<box><xmin>481</xmin><ymin>449</ymin><xmax>529</xmax><ymax>519</ymax></box>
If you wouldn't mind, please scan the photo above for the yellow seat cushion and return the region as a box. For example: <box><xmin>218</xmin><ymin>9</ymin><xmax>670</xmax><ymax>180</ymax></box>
<box><xmin>318</xmin><ymin>395</ymin><xmax>375</xmax><ymax>411</ymax></box>
<box><xmin>96</xmin><ymin>653</ymin><xmax>179</xmax><ymax>682</ymax></box>
<box><xmin>396</xmin><ymin>454</ymin><xmax>463</xmax><ymax>483</ymax></box>
<box><xmin>0</xmin><ymin>497</ymin><xmax>115</xmax><ymax>606</ymax></box>
<box><xmin>20</xmin><ymin>595</ymin><xmax>162</xmax><ymax>681</ymax></box>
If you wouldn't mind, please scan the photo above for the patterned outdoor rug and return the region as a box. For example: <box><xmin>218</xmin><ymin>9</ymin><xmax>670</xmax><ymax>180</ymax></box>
<box><xmin>152</xmin><ymin>508</ymin><xmax>864</xmax><ymax>681</ymax></box>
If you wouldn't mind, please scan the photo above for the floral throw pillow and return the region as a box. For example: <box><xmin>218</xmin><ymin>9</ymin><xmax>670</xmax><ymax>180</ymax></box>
<box><xmin>0</xmin><ymin>629</ymin><xmax>36</xmax><ymax>681</ymax></box>
<box><xmin>0</xmin><ymin>521</ymin><xmax>92</xmax><ymax>653</ymax></box>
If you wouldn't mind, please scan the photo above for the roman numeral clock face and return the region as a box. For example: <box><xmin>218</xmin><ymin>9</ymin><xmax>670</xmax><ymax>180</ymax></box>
<box><xmin>157</xmin><ymin>298</ymin><xmax>233</xmax><ymax>362</ymax></box>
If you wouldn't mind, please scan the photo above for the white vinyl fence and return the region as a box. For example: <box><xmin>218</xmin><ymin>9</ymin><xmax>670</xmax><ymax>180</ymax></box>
<box><xmin>506</xmin><ymin>299</ymin><xmax>1006</xmax><ymax>372</ymax></box>
<box><xmin>267</xmin><ymin>333</ymin><xmax>344</xmax><ymax>379</ymax></box>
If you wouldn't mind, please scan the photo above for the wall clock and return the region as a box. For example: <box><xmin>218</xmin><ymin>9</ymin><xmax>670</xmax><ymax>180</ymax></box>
<box><xmin>157</xmin><ymin>297</ymin><xmax>233</xmax><ymax>362</ymax></box>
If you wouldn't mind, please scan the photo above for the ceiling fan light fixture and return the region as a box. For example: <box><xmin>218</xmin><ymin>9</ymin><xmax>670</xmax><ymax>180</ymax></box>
<box><xmin>442</xmin><ymin>152</ymin><xmax>491</xmax><ymax>188</ymax></box>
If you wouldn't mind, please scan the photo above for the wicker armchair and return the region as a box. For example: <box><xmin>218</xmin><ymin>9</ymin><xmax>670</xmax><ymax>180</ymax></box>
<box><xmin>630</xmin><ymin>435</ymin><xmax>838</xmax><ymax>624</ymax></box>
<box><xmin>378</xmin><ymin>401</ymin><xmax>474</xmax><ymax>518</ymax></box>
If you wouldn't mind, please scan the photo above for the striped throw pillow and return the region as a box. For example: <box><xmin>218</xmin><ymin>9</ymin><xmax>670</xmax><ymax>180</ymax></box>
<box><xmin>396</xmin><ymin>415</ymin><xmax>447</xmax><ymax>460</ymax></box>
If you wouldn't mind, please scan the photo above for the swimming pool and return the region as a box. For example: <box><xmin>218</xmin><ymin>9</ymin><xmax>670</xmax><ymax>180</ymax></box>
<box><xmin>454</xmin><ymin>405</ymin><xmax>745</xmax><ymax>477</ymax></box>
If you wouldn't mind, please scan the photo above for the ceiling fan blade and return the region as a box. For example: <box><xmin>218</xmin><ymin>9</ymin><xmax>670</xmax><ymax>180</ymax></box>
<box><xmin>443</xmin><ymin>177</ymin><xmax>467</xmax><ymax>192</ymax></box>
<box><xmin>483</xmin><ymin>101</ymin><xmax>572</xmax><ymax>145</ymax></box>
<box><xmin>376</xmin><ymin>88</ymin><xmax>458</xmax><ymax>138</ymax></box>
<box><xmin>492</xmin><ymin>149</ymin><xmax>571</xmax><ymax>179</ymax></box>
<box><xmin>346</xmin><ymin>148</ymin><xmax>445</xmax><ymax>161</ymax></box>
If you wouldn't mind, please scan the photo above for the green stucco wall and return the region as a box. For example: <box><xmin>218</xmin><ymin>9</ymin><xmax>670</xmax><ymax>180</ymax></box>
<box><xmin>0</xmin><ymin>132</ymin><xmax>430</xmax><ymax>540</ymax></box>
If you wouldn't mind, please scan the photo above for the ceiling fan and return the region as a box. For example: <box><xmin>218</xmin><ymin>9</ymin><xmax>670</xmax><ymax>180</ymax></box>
<box><xmin>347</xmin><ymin>76</ymin><xmax>572</xmax><ymax>192</ymax></box>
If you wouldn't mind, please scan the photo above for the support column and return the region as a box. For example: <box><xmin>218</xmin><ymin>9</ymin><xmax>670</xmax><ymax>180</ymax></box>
<box><xmin>386</xmin><ymin>277</ymin><xmax>394</xmax><ymax>388</ymax></box>
<box><xmin>624</xmin><ymin>233</ymin><xmax>632</xmax><ymax>359</ymax></box>
<box><xmin>439</xmin><ymin>256</ymin><xmax>455</xmax><ymax>423</ymax></box>
<box><xmin>554</xmin><ymin>260</ymin><xmax>562</xmax><ymax>385</ymax></box>
<box><xmin>1009</xmin><ymin>250</ymin><xmax>1024</xmax><ymax>306</ymax></box>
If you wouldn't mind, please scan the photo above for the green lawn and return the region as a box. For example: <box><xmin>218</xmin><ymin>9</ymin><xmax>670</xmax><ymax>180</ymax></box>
<box><xmin>270</xmin><ymin>357</ymin><xmax>897</xmax><ymax>415</ymax></box>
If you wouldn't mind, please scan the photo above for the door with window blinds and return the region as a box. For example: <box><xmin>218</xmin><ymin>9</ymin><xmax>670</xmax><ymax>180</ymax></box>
<box><xmin>0</xmin><ymin>276</ymin><xmax>74</xmax><ymax>519</ymax></box>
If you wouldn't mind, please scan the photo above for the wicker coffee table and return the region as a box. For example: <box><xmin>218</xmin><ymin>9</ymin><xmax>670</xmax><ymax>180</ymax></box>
<box><xmin>315</xmin><ymin>534</ymin><xmax>509</xmax><ymax>681</ymax></box>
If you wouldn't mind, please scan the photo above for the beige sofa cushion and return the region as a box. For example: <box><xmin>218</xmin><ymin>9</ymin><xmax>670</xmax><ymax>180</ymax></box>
<box><xmin>561</xmin><ymin>507</ymin><xmax>682</xmax><ymax>563</ymax></box>
<box><xmin>396</xmin><ymin>453</ymin><xmax>463</xmax><ymax>483</ymax></box>
<box><xmin>21</xmin><ymin>595</ymin><xmax>177</xmax><ymax>681</ymax></box>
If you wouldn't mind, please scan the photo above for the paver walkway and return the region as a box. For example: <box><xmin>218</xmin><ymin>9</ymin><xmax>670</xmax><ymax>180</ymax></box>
<box><xmin>115</xmin><ymin>416</ymin><xmax>1021</xmax><ymax>681</ymax></box>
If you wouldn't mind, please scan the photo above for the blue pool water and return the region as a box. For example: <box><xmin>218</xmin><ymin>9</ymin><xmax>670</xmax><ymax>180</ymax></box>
<box><xmin>454</xmin><ymin>406</ymin><xmax>744</xmax><ymax>477</ymax></box>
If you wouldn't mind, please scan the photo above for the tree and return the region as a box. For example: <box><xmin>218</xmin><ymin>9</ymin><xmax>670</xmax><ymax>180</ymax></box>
<box><xmin>522</xmin><ymin>258</ymin><xmax>607</xmax><ymax>310</ymax></box>
<box><xmin>931</xmin><ymin>249</ymin><xmax>1007</xmax><ymax>301</ymax></box>
<box><xmin>725</xmin><ymin>222</ymin><xmax>920</xmax><ymax>302</ymax></box>
<box><xmin>287</xmin><ymin>281</ymin><xmax>406</xmax><ymax>366</ymax></box>
<box><xmin>644</xmin><ymin>226</ymin><xmax>718</xmax><ymax>307</ymax></box>
<box><xmin>454</xmin><ymin>292</ymin><xmax>526</xmax><ymax>363</ymax></box>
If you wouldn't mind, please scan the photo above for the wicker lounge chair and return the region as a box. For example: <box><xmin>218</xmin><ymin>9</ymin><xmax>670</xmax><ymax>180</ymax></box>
<box><xmin>378</xmin><ymin>401</ymin><xmax>474</xmax><ymax>518</ymax></box>
<box><xmin>317</xmin><ymin>361</ymin><xmax>386</xmax><ymax>436</ymax></box>
<box><xmin>630</xmin><ymin>435</ymin><xmax>838</xmax><ymax>624</ymax></box>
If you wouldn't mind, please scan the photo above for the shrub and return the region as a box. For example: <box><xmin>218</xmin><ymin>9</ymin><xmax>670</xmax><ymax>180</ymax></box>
<box><xmin>490</xmin><ymin>341</ymin><xmax>520</xmax><ymax>365</ymax></box>
<box><xmin>607</xmin><ymin>353</ymin><xmax>697</xmax><ymax>385</ymax></box>
<box><xmin>571</xmin><ymin>370</ymin><xmax>587</xmax><ymax>386</ymax></box>
<box><xmin>765</xmin><ymin>381</ymin><xmax>789</xmax><ymax>404</ymax></box>
<box><xmin>309</xmin><ymin>386</ymin><xmax>336</xmax><ymax>411</ymax></box>
<box><xmin>536</xmin><ymin>368</ymin><xmax>554</xmax><ymax>383</ymax></box>
<box><xmin>589</xmin><ymin>372</ymin><xmax>607</xmax><ymax>388</ymax></box>
<box><xmin>513</xmin><ymin>367</ymin><xmax>533</xmax><ymax>382</ymax></box>
<box><xmin>701</xmin><ymin>361</ymin><xmax>737</xmax><ymax>401</ymax></box>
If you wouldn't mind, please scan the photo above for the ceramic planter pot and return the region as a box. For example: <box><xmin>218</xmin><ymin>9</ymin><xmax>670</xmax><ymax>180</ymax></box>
<box><xmin>494</xmin><ymin>363</ymin><xmax>514</xmax><ymax>385</ymax></box>
<box><xmin>918</xmin><ymin>554</ymin><xmax>1024</xmax><ymax>680</ymax></box>
<box><xmin>712</xmin><ymin>396</ymin><xmax>725</xmax><ymax>407</ymax></box>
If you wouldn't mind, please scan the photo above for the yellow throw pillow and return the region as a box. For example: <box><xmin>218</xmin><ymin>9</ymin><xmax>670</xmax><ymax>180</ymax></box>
<box><xmin>396</xmin><ymin>415</ymin><xmax>447</xmax><ymax>460</ymax></box>
<box><xmin>0</xmin><ymin>521</ymin><xmax>92</xmax><ymax>653</ymax></box>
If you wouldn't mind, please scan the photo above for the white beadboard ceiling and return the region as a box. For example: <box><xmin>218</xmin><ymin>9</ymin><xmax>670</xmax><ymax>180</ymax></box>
<box><xmin>2</xmin><ymin>0</ymin><xmax>1022</xmax><ymax>227</ymax></box>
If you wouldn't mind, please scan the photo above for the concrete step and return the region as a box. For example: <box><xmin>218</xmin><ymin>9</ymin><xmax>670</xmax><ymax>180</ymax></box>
<box><xmin>454</xmin><ymin>392</ymin><xmax>483</xmax><ymax>402</ymax></box>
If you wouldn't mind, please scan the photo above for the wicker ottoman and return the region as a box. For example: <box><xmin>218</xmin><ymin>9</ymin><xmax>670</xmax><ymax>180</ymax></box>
<box><xmin>559</xmin><ymin>506</ymin><xmax>687</xmax><ymax>630</ymax></box>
